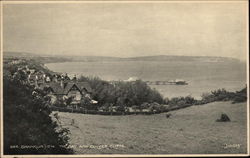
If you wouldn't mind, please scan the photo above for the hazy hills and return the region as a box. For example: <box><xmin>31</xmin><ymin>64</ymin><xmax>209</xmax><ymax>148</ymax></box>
<box><xmin>3</xmin><ymin>51</ymin><xmax>240</xmax><ymax>63</ymax></box>
<box><xmin>120</xmin><ymin>55</ymin><xmax>239</xmax><ymax>62</ymax></box>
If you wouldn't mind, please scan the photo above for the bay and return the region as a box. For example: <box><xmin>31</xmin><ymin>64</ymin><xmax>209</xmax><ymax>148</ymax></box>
<box><xmin>45</xmin><ymin>60</ymin><xmax>246</xmax><ymax>99</ymax></box>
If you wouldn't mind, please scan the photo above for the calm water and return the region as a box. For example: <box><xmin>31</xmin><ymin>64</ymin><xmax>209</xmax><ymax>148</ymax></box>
<box><xmin>46</xmin><ymin>60</ymin><xmax>246</xmax><ymax>99</ymax></box>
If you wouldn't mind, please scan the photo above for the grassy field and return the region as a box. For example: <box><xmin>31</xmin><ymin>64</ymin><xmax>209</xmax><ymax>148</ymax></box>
<box><xmin>57</xmin><ymin>101</ymin><xmax>247</xmax><ymax>154</ymax></box>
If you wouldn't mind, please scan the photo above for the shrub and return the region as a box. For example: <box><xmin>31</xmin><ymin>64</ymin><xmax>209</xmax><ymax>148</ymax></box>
<box><xmin>216</xmin><ymin>113</ymin><xmax>231</xmax><ymax>122</ymax></box>
<box><xmin>54</xmin><ymin>98</ymin><xmax>66</xmax><ymax>107</ymax></box>
<box><xmin>232</xmin><ymin>87</ymin><xmax>247</xmax><ymax>103</ymax></box>
<box><xmin>3</xmin><ymin>75</ymin><xmax>73</xmax><ymax>154</ymax></box>
<box><xmin>166</xmin><ymin>113</ymin><xmax>172</xmax><ymax>118</ymax></box>
<box><xmin>116</xmin><ymin>105</ymin><xmax>126</xmax><ymax>112</ymax></box>
<box><xmin>168</xmin><ymin>96</ymin><xmax>195</xmax><ymax>107</ymax></box>
<box><xmin>78</xmin><ymin>76</ymin><xmax>165</xmax><ymax>109</ymax></box>
<box><xmin>199</xmin><ymin>87</ymin><xmax>247</xmax><ymax>104</ymax></box>
<box><xmin>141</xmin><ymin>102</ymin><xmax>150</xmax><ymax>109</ymax></box>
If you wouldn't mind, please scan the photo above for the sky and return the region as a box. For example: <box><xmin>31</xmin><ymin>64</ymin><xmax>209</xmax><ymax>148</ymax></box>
<box><xmin>3</xmin><ymin>1</ymin><xmax>248</xmax><ymax>60</ymax></box>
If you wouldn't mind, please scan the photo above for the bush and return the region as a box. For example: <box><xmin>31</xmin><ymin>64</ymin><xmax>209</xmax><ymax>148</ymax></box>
<box><xmin>199</xmin><ymin>87</ymin><xmax>247</xmax><ymax>104</ymax></box>
<box><xmin>3</xmin><ymin>76</ymin><xmax>73</xmax><ymax>154</ymax></box>
<box><xmin>232</xmin><ymin>87</ymin><xmax>247</xmax><ymax>103</ymax></box>
<box><xmin>98</xmin><ymin>103</ymin><xmax>111</xmax><ymax>112</ymax></box>
<box><xmin>78</xmin><ymin>76</ymin><xmax>165</xmax><ymax>109</ymax></box>
<box><xmin>216</xmin><ymin>113</ymin><xmax>231</xmax><ymax>122</ymax></box>
<box><xmin>141</xmin><ymin>102</ymin><xmax>150</xmax><ymax>109</ymax></box>
<box><xmin>168</xmin><ymin>96</ymin><xmax>195</xmax><ymax>107</ymax></box>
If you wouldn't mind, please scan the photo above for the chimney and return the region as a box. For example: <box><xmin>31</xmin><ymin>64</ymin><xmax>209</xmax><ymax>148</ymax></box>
<box><xmin>72</xmin><ymin>74</ymin><xmax>77</xmax><ymax>83</ymax></box>
<box><xmin>54</xmin><ymin>75</ymin><xmax>58</xmax><ymax>82</ymax></box>
<box><xmin>43</xmin><ymin>74</ymin><xmax>46</xmax><ymax>83</ymax></box>
<box><xmin>35</xmin><ymin>75</ymin><xmax>38</xmax><ymax>88</ymax></box>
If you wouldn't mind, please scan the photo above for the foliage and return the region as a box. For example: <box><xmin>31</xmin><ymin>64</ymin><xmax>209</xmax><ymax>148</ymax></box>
<box><xmin>80</xmin><ymin>96</ymin><xmax>98</xmax><ymax>110</ymax></box>
<box><xmin>3</xmin><ymin>74</ymin><xmax>73</xmax><ymax>154</ymax></box>
<box><xmin>54</xmin><ymin>98</ymin><xmax>66</xmax><ymax>107</ymax></box>
<box><xmin>216</xmin><ymin>113</ymin><xmax>231</xmax><ymax>122</ymax></box>
<box><xmin>168</xmin><ymin>96</ymin><xmax>196</xmax><ymax>107</ymax></box>
<box><xmin>198</xmin><ymin>87</ymin><xmax>247</xmax><ymax>105</ymax></box>
<box><xmin>232</xmin><ymin>87</ymin><xmax>247</xmax><ymax>104</ymax></box>
<box><xmin>78</xmin><ymin>76</ymin><xmax>165</xmax><ymax>110</ymax></box>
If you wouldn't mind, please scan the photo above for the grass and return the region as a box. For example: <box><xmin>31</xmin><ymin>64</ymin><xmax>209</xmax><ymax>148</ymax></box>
<box><xmin>57</xmin><ymin>101</ymin><xmax>247</xmax><ymax>154</ymax></box>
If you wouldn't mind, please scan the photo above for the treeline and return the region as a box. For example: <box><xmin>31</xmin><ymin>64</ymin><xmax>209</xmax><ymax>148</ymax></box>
<box><xmin>198</xmin><ymin>87</ymin><xmax>247</xmax><ymax>104</ymax></box>
<box><xmin>3</xmin><ymin>71</ymin><xmax>72</xmax><ymax>154</ymax></box>
<box><xmin>78</xmin><ymin>76</ymin><xmax>165</xmax><ymax>110</ymax></box>
<box><xmin>164</xmin><ymin>87</ymin><xmax>247</xmax><ymax>110</ymax></box>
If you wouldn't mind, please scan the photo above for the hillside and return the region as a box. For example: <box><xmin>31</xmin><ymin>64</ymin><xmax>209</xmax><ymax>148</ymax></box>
<box><xmin>3</xmin><ymin>51</ymin><xmax>72</xmax><ymax>63</ymax></box>
<box><xmin>122</xmin><ymin>55</ymin><xmax>240</xmax><ymax>62</ymax></box>
<box><xmin>3</xmin><ymin>52</ymin><xmax>240</xmax><ymax>63</ymax></box>
<box><xmin>3</xmin><ymin>51</ymin><xmax>41</xmax><ymax>58</ymax></box>
<box><xmin>57</xmin><ymin>101</ymin><xmax>247</xmax><ymax>154</ymax></box>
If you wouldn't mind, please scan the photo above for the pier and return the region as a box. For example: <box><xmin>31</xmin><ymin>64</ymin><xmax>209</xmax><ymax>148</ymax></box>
<box><xmin>145</xmin><ymin>80</ymin><xmax>188</xmax><ymax>85</ymax></box>
<box><xmin>109</xmin><ymin>78</ymin><xmax>188</xmax><ymax>85</ymax></box>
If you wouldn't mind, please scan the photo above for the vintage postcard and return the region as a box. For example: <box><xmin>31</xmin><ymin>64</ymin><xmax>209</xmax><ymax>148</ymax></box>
<box><xmin>0</xmin><ymin>0</ymin><xmax>249</xmax><ymax>157</ymax></box>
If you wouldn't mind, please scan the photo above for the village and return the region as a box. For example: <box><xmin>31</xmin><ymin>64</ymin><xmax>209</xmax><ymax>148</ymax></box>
<box><xmin>5</xmin><ymin>58</ymin><xmax>98</xmax><ymax>109</ymax></box>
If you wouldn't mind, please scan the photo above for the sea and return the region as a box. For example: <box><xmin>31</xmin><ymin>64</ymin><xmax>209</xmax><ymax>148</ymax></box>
<box><xmin>45</xmin><ymin>60</ymin><xmax>246</xmax><ymax>99</ymax></box>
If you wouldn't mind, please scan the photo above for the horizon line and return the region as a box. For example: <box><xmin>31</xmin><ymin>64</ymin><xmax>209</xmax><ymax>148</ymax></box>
<box><xmin>2</xmin><ymin>51</ymin><xmax>245</xmax><ymax>61</ymax></box>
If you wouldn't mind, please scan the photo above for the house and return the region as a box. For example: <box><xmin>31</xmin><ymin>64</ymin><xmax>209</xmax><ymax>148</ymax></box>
<box><xmin>29</xmin><ymin>69</ymin><xmax>36</xmax><ymax>74</ymax></box>
<box><xmin>28</xmin><ymin>74</ymin><xmax>39</xmax><ymax>86</ymax></box>
<box><xmin>10</xmin><ymin>59</ymin><xmax>24</xmax><ymax>65</ymax></box>
<box><xmin>42</xmin><ymin>80</ymin><xmax>93</xmax><ymax>107</ymax></box>
<box><xmin>28</xmin><ymin>71</ymin><xmax>95</xmax><ymax>108</ymax></box>
<box><xmin>45</xmin><ymin>76</ymin><xmax>51</xmax><ymax>82</ymax></box>
<box><xmin>28</xmin><ymin>72</ymin><xmax>46</xmax><ymax>87</ymax></box>
<box><xmin>28</xmin><ymin>70</ymin><xmax>54</xmax><ymax>86</ymax></box>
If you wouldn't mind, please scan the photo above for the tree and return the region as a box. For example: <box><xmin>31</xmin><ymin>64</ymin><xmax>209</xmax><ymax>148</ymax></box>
<box><xmin>78</xmin><ymin>76</ymin><xmax>165</xmax><ymax>109</ymax></box>
<box><xmin>3</xmin><ymin>75</ymin><xmax>73</xmax><ymax>154</ymax></box>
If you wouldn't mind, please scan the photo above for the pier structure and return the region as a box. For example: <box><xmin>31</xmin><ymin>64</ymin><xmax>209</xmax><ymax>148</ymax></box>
<box><xmin>145</xmin><ymin>80</ymin><xmax>188</xmax><ymax>85</ymax></box>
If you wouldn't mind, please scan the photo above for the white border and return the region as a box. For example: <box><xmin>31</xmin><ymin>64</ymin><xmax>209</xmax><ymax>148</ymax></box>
<box><xmin>0</xmin><ymin>0</ymin><xmax>249</xmax><ymax>157</ymax></box>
